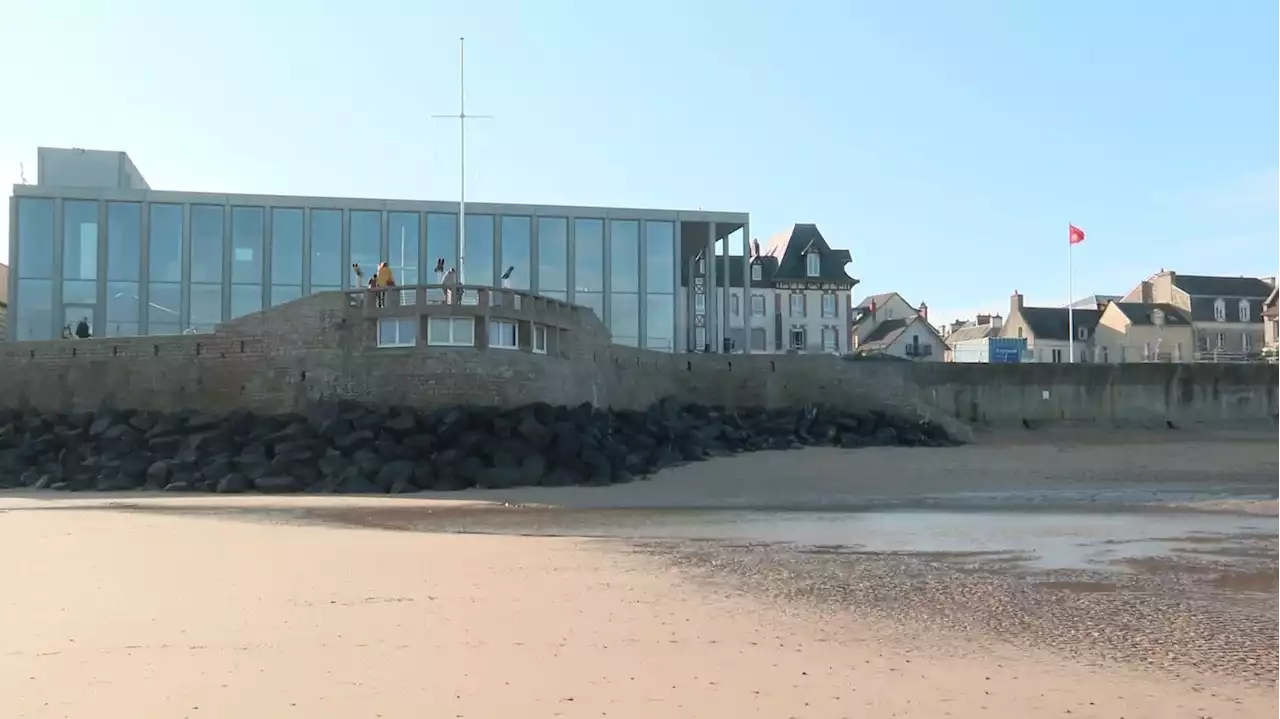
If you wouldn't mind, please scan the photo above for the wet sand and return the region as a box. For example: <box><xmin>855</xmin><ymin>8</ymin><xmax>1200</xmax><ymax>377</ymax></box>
<box><xmin>1</xmin><ymin>506</ymin><xmax>1275</xmax><ymax>719</ymax></box>
<box><xmin>1</xmin><ymin>429</ymin><xmax>1276</xmax><ymax>717</ymax></box>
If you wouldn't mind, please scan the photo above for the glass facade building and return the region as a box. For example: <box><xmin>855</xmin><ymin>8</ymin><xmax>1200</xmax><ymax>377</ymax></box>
<box><xmin>9</xmin><ymin>180</ymin><xmax>747</xmax><ymax>352</ymax></box>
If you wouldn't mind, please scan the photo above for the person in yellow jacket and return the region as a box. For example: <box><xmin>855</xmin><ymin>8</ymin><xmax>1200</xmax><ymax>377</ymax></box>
<box><xmin>375</xmin><ymin>262</ymin><xmax>396</xmax><ymax>307</ymax></box>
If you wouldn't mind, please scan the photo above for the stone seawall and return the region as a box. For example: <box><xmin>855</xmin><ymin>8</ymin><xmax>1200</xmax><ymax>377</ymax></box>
<box><xmin>1</xmin><ymin>292</ymin><xmax>1275</xmax><ymax>429</ymax></box>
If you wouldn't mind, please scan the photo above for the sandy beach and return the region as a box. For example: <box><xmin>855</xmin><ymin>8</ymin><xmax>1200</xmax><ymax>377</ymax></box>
<box><xmin>2</xmin><ymin>430</ymin><xmax>1276</xmax><ymax>718</ymax></box>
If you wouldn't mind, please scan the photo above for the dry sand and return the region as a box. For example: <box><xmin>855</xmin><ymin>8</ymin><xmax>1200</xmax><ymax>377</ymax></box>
<box><xmin>0</xmin><ymin>503</ymin><xmax>1273</xmax><ymax>719</ymax></box>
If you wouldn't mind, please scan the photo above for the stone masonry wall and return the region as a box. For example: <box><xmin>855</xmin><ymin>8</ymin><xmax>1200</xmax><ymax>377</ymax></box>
<box><xmin>1</xmin><ymin>293</ymin><xmax>1275</xmax><ymax>429</ymax></box>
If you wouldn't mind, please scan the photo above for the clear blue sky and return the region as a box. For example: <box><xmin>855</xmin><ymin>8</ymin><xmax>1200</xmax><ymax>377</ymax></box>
<box><xmin>3</xmin><ymin>0</ymin><xmax>1276</xmax><ymax>326</ymax></box>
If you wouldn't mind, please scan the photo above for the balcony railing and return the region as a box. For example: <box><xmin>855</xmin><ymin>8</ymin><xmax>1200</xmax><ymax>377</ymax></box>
<box><xmin>342</xmin><ymin>284</ymin><xmax>581</xmax><ymax>323</ymax></box>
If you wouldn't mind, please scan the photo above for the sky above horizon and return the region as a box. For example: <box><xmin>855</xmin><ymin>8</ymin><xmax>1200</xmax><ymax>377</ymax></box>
<box><xmin>2</xmin><ymin>0</ymin><xmax>1277</xmax><ymax>327</ymax></box>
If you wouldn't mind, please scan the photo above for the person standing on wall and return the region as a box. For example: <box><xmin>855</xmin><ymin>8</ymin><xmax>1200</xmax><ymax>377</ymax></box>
<box><xmin>376</xmin><ymin>262</ymin><xmax>396</xmax><ymax>308</ymax></box>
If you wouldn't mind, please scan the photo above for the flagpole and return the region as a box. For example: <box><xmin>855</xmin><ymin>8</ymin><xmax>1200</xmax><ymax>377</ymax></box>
<box><xmin>1067</xmin><ymin>226</ymin><xmax>1075</xmax><ymax>364</ymax></box>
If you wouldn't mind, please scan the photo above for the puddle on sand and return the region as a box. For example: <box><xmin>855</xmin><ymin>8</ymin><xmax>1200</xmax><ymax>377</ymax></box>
<box><xmin>282</xmin><ymin>505</ymin><xmax>1276</xmax><ymax>574</ymax></box>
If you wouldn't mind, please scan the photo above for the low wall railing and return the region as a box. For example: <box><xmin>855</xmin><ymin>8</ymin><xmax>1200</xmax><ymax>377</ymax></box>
<box><xmin>342</xmin><ymin>284</ymin><xmax>583</xmax><ymax>320</ymax></box>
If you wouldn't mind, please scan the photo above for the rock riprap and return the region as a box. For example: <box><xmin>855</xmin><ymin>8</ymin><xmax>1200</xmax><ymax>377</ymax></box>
<box><xmin>0</xmin><ymin>402</ymin><xmax>959</xmax><ymax>494</ymax></box>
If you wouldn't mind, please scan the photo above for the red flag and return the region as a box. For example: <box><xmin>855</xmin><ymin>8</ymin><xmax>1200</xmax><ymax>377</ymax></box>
<box><xmin>1068</xmin><ymin>224</ymin><xmax>1085</xmax><ymax>245</ymax></box>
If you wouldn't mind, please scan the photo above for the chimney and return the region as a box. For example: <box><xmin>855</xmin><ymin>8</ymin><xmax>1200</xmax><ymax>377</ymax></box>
<box><xmin>991</xmin><ymin>314</ymin><xmax>1003</xmax><ymax>330</ymax></box>
<box><xmin>1140</xmin><ymin>280</ymin><xmax>1153</xmax><ymax>304</ymax></box>
<box><xmin>950</xmin><ymin>320</ymin><xmax>965</xmax><ymax>335</ymax></box>
<box><xmin>750</xmin><ymin>238</ymin><xmax>761</xmax><ymax>258</ymax></box>
<box><xmin>1011</xmin><ymin>290</ymin><xmax>1024</xmax><ymax>315</ymax></box>
<box><xmin>976</xmin><ymin>313</ymin><xmax>991</xmax><ymax>326</ymax></box>
<box><xmin>1262</xmin><ymin>276</ymin><xmax>1276</xmax><ymax>289</ymax></box>
<box><xmin>918</xmin><ymin>302</ymin><xmax>928</xmax><ymax>321</ymax></box>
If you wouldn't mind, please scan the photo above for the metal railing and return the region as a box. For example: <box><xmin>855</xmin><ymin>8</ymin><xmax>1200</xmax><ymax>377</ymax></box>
<box><xmin>343</xmin><ymin>284</ymin><xmax>566</xmax><ymax>316</ymax></box>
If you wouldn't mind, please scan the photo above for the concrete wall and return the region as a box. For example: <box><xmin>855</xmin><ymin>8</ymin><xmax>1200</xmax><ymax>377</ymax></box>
<box><xmin>2</xmin><ymin>292</ymin><xmax>1275</xmax><ymax>430</ymax></box>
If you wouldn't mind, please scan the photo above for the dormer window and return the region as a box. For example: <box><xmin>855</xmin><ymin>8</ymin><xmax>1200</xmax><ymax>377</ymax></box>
<box><xmin>805</xmin><ymin>252</ymin><xmax>820</xmax><ymax>278</ymax></box>
<box><xmin>1213</xmin><ymin>298</ymin><xmax>1226</xmax><ymax>322</ymax></box>
<box><xmin>1238</xmin><ymin>299</ymin><xmax>1250</xmax><ymax>322</ymax></box>
<box><xmin>1077</xmin><ymin>326</ymin><xmax>1088</xmax><ymax>341</ymax></box>
<box><xmin>751</xmin><ymin>263</ymin><xmax>762</xmax><ymax>281</ymax></box>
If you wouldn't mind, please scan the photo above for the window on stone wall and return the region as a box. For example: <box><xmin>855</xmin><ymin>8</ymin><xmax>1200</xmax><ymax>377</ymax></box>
<box><xmin>789</xmin><ymin>328</ymin><xmax>806</xmax><ymax>350</ymax></box>
<box><xmin>1216</xmin><ymin>332</ymin><xmax>1225</xmax><ymax>350</ymax></box>
<box><xmin>821</xmin><ymin>327</ymin><xmax>837</xmax><ymax>352</ymax></box>
<box><xmin>751</xmin><ymin>264</ymin><xmax>762</xmax><ymax>281</ymax></box>
<box><xmin>533</xmin><ymin>324</ymin><xmax>548</xmax><ymax>354</ymax></box>
<box><xmin>1238</xmin><ymin>299</ymin><xmax>1250</xmax><ymax>322</ymax></box>
<box><xmin>821</xmin><ymin>294</ymin><xmax>836</xmax><ymax>318</ymax></box>
<box><xmin>427</xmin><ymin>316</ymin><xmax>475</xmax><ymax>346</ymax></box>
<box><xmin>789</xmin><ymin>293</ymin><xmax>804</xmax><ymax>317</ymax></box>
<box><xmin>489</xmin><ymin>319</ymin><xmax>518</xmax><ymax>349</ymax></box>
<box><xmin>730</xmin><ymin>293</ymin><xmax>740</xmax><ymax>316</ymax></box>
<box><xmin>377</xmin><ymin>317</ymin><xmax>417</xmax><ymax>347</ymax></box>
<box><xmin>1213</xmin><ymin>298</ymin><xmax>1226</xmax><ymax>322</ymax></box>
<box><xmin>750</xmin><ymin>294</ymin><xmax>766</xmax><ymax>316</ymax></box>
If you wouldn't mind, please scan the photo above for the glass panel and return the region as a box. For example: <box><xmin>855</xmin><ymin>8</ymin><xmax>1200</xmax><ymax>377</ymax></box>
<box><xmin>499</xmin><ymin>216</ymin><xmax>531</xmax><ymax>290</ymax></box>
<box><xmin>388</xmin><ymin>212</ymin><xmax>420</xmax><ymax>285</ymax></box>
<box><xmin>573</xmin><ymin>218</ymin><xmax>604</xmax><ymax>293</ymax></box>
<box><xmin>16</xmin><ymin>198</ymin><xmax>55</xmax><ymax>278</ymax></box>
<box><xmin>190</xmin><ymin>205</ymin><xmax>224</xmax><ymax>283</ymax></box>
<box><xmin>453</xmin><ymin>317</ymin><xmax>475</xmax><ymax>345</ymax></box>
<box><xmin>488</xmin><ymin>320</ymin><xmax>518</xmax><ymax>348</ymax></box>
<box><xmin>106</xmin><ymin>202</ymin><xmax>141</xmax><ymax>281</ymax></box>
<box><xmin>63</xmin><ymin>200</ymin><xmax>99</xmax><ymax>280</ymax></box>
<box><xmin>147</xmin><ymin>282</ymin><xmax>182</xmax><ymax>333</ymax></box>
<box><xmin>610</xmin><ymin>292</ymin><xmax>639</xmax><ymax>346</ymax></box>
<box><xmin>231</xmin><ymin>207</ymin><xmax>264</xmax><ymax>284</ymax></box>
<box><xmin>426</xmin><ymin>212</ymin><xmax>457</xmax><ymax>280</ymax></box>
<box><xmin>609</xmin><ymin>220</ymin><xmax>639</xmax><ymax>293</ymax></box>
<box><xmin>537</xmin><ymin>217</ymin><xmax>568</xmax><ymax>294</ymax></box>
<box><xmin>576</xmin><ymin>291</ymin><xmax>602</xmax><ymax>320</ymax></box>
<box><xmin>463</xmin><ymin>214</ymin><xmax>495</xmax><ymax>286</ymax></box>
<box><xmin>540</xmin><ymin>290</ymin><xmax>566</xmax><ymax>302</ymax></box>
<box><xmin>190</xmin><ymin>283</ymin><xmax>223</xmax><ymax>331</ymax></box>
<box><xmin>64</xmin><ymin>306</ymin><xmax>97</xmax><ymax>338</ymax></box>
<box><xmin>231</xmin><ymin>284</ymin><xmax>263</xmax><ymax>318</ymax></box>
<box><xmin>148</xmin><ymin>204</ymin><xmax>183</xmax><ymax>282</ymax></box>
<box><xmin>15</xmin><ymin>279</ymin><xmax>54</xmax><ymax>340</ymax></box>
<box><xmin>645</xmin><ymin>221</ymin><xmax>675</xmax><ymax>293</ymax></box>
<box><xmin>350</xmin><ymin>210</ymin><xmax>382</xmax><ymax>277</ymax></box>
<box><xmin>271</xmin><ymin>208</ymin><xmax>303</xmax><ymax>286</ymax></box>
<box><xmin>62</xmin><ymin>279</ymin><xmax>96</xmax><ymax>304</ymax></box>
<box><xmin>271</xmin><ymin>285</ymin><xmax>302</xmax><ymax>306</ymax></box>
<box><xmin>310</xmin><ymin>209</ymin><xmax>342</xmax><ymax>287</ymax></box>
<box><xmin>645</xmin><ymin>294</ymin><xmax>675</xmax><ymax>351</ymax></box>
<box><xmin>106</xmin><ymin>281</ymin><xmax>140</xmax><ymax>336</ymax></box>
<box><xmin>427</xmin><ymin>316</ymin><xmax>451</xmax><ymax>344</ymax></box>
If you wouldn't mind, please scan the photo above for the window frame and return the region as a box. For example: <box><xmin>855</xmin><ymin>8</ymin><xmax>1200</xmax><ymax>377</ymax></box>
<box><xmin>1213</xmin><ymin>298</ymin><xmax>1226</xmax><ymax>322</ymax></box>
<box><xmin>427</xmin><ymin>316</ymin><xmax>476</xmax><ymax>347</ymax></box>
<box><xmin>789</xmin><ymin>293</ymin><xmax>805</xmax><ymax>317</ymax></box>
<box><xmin>1216</xmin><ymin>331</ymin><xmax>1226</xmax><ymax>350</ymax></box>
<box><xmin>533</xmin><ymin>324</ymin><xmax>548</xmax><ymax>354</ymax></box>
<box><xmin>1242</xmin><ymin>333</ymin><xmax>1251</xmax><ymax>353</ymax></box>
<box><xmin>821</xmin><ymin>294</ymin><xmax>837</xmax><ymax>319</ymax></box>
<box><xmin>730</xmin><ymin>293</ymin><xmax>740</xmax><ymax>316</ymax></box>
<box><xmin>805</xmin><ymin>252</ymin><xmax>820</xmax><ymax>278</ymax></box>
<box><xmin>750</xmin><ymin>293</ymin><xmax>766</xmax><ymax>316</ymax></box>
<box><xmin>750</xmin><ymin>264</ymin><xmax>762</xmax><ymax>281</ymax></box>
<box><xmin>694</xmin><ymin>294</ymin><xmax>706</xmax><ymax>313</ymax></box>
<box><xmin>376</xmin><ymin>317</ymin><xmax>418</xmax><ymax>348</ymax></box>
<box><xmin>821</xmin><ymin>326</ymin><xmax>837</xmax><ymax>352</ymax></box>
<box><xmin>489</xmin><ymin>319</ymin><xmax>519</xmax><ymax>350</ymax></box>
<box><xmin>1238</xmin><ymin>299</ymin><xmax>1250</xmax><ymax>322</ymax></box>
<box><xmin>789</xmin><ymin>327</ymin><xmax>806</xmax><ymax>350</ymax></box>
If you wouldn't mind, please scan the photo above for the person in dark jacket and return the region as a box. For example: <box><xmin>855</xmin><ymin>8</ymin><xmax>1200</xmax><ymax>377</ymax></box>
<box><xmin>74</xmin><ymin>317</ymin><xmax>91</xmax><ymax>339</ymax></box>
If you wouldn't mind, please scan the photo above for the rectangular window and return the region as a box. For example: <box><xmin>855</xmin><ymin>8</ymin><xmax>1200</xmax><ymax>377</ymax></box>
<box><xmin>147</xmin><ymin>282</ymin><xmax>182</xmax><ymax>335</ymax></box>
<box><xmin>790</xmin><ymin>328</ymin><xmax>806</xmax><ymax>350</ymax></box>
<box><xmin>310</xmin><ymin>209</ymin><xmax>342</xmax><ymax>290</ymax></box>
<box><xmin>1243</xmin><ymin>333</ymin><xmax>1251</xmax><ymax>353</ymax></box>
<box><xmin>750</xmin><ymin>327</ymin><xmax>767</xmax><ymax>351</ymax></box>
<box><xmin>489</xmin><ymin>319</ymin><xmax>518</xmax><ymax>349</ymax></box>
<box><xmin>63</xmin><ymin>200</ymin><xmax>99</xmax><ymax>280</ymax></box>
<box><xmin>231</xmin><ymin>207</ymin><xmax>264</xmax><ymax>285</ymax></box>
<box><xmin>1216</xmin><ymin>332</ymin><xmax>1225</xmax><ymax>350</ymax></box>
<box><xmin>15</xmin><ymin>279</ymin><xmax>54</xmax><ymax>340</ymax></box>
<box><xmin>730</xmin><ymin>293</ymin><xmax>740</xmax><ymax>316</ymax></box>
<box><xmin>499</xmin><ymin>216</ymin><xmax>532</xmax><ymax>290</ymax></box>
<box><xmin>464</xmin><ymin>214</ymin><xmax>495</xmax><ymax>286</ymax></box>
<box><xmin>190</xmin><ymin>282</ymin><xmax>223</xmax><ymax>332</ymax></box>
<box><xmin>427</xmin><ymin>316</ymin><xmax>475</xmax><ymax>346</ymax></box>
<box><xmin>1051</xmin><ymin>349</ymin><xmax>1063</xmax><ymax>363</ymax></box>
<box><xmin>790</xmin><ymin>293</ymin><xmax>805</xmax><ymax>317</ymax></box>
<box><xmin>149</xmin><ymin>204</ymin><xmax>183</xmax><ymax>283</ymax></box>
<box><xmin>533</xmin><ymin>324</ymin><xmax>548</xmax><ymax>354</ymax></box>
<box><xmin>806</xmin><ymin>252</ymin><xmax>820</xmax><ymax>277</ymax></box>
<box><xmin>750</xmin><ymin>264</ymin><xmax>762</xmax><ymax>281</ymax></box>
<box><xmin>821</xmin><ymin>294</ymin><xmax>836</xmax><ymax>318</ymax></box>
<box><xmin>574</xmin><ymin>218</ymin><xmax>605</xmax><ymax>295</ymax></box>
<box><xmin>695</xmin><ymin>294</ymin><xmax>706</xmax><ymax>313</ymax></box>
<box><xmin>388</xmin><ymin>212</ymin><xmax>420</xmax><ymax>285</ymax></box>
<box><xmin>822</xmin><ymin>327</ymin><xmax>837</xmax><ymax>352</ymax></box>
<box><xmin>610</xmin><ymin>292</ymin><xmax>640</xmax><ymax>346</ymax></box>
<box><xmin>271</xmin><ymin>208</ymin><xmax>303</xmax><ymax>303</ymax></box>
<box><xmin>644</xmin><ymin>221</ymin><xmax>675</xmax><ymax>294</ymax></box>
<box><xmin>105</xmin><ymin>281</ymin><xmax>140</xmax><ymax>337</ymax></box>
<box><xmin>610</xmin><ymin>220</ymin><xmax>640</xmax><ymax>293</ymax></box>
<box><xmin>536</xmin><ymin>217</ymin><xmax>568</xmax><ymax>295</ymax></box>
<box><xmin>427</xmin><ymin>212</ymin><xmax>458</xmax><ymax>281</ymax></box>
<box><xmin>645</xmin><ymin>294</ymin><xmax>674</xmax><ymax>352</ymax></box>
<box><xmin>377</xmin><ymin>317</ymin><xmax>417</xmax><ymax>347</ymax></box>
<box><xmin>16</xmin><ymin>198</ymin><xmax>55</xmax><ymax>279</ymax></box>
<box><xmin>191</xmin><ymin>205</ymin><xmax>224</xmax><ymax>283</ymax></box>
<box><xmin>750</xmin><ymin>294</ymin><xmax>766</xmax><ymax>316</ymax></box>
<box><xmin>106</xmin><ymin>202</ymin><xmax>141</xmax><ymax>282</ymax></box>
<box><xmin>694</xmin><ymin>326</ymin><xmax>707</xmax><ymax>351</ymax></box>
<box><xmin>350</xmin><ymin>211</ymin><xmax>382</xmax><ymax>281</ymax></box>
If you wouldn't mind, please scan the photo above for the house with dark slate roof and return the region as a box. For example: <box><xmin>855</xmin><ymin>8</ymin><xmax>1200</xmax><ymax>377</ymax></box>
<box><xmin>689</xmin><ymin>224</ymin><xmax>857</xmax><ymax>353</ymax></box>
<box><xmin>1000</xmin><ymin>291</ymin><xmax>1100</xmax><ymax>363</ymax></box>
<box><xmin>1094</xmin><ymin>302</ymin><xmax>1195</xmax><ymax>363</ymax></box>
<box><xmin>1119</xmin><ymin>271</ymin><xmax>1275</xmax><ymax>361</ymax></box>
<box><xmin>850</xmin><ymin>292</ymin><xmax>945</xmax><ymax>360</ymax></box>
